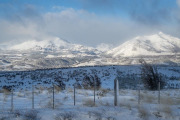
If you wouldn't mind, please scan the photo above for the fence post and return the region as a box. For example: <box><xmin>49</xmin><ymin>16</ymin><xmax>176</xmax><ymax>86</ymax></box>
<box><xmin>138</xmin><ymin>89</ymin><xmax>140</xmax><ymax>105</ymax></box>
<box><xmin>158</xmin><ymin>81</ymin><xmax>160</xmax><ymax>104</ymax></box>
<box><xmin>94</xmin><ymin>78</ymin><xmax>96</xmax><ymax>106</ymax></box>
<box><xmin>53</xmin><ymin>84</ymin><xmax>55</xmax><ymax>109</ymax></box>
<box><xmin>74</xmin><ymin>85</ymin><xmax>76</xmax><ymax>106</ymax></box>
<box><xmin>32</xmin><ymin>85</ymin><xmax>34</xmax><ymax>109</ymax></box>
<box><xmin>116</xmin><ymin>79</ymin><xmax>119</xmax><ymax>96</ymax></box>
<box><xmin>138</xmin><ymin>79</ymin><xmax>141</xmax><ymax>105</ymax></box>
<box><xmin>114</xmin><ymin>79</ymin><xmax>118</xmax><ymax>106</ymax></box>
<box><xmin>11</xmin><ymin>90</ymin><xmax>13</xmax><ymax>111</ymax></box>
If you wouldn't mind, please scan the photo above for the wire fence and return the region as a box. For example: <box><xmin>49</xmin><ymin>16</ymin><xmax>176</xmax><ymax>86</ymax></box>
<box><xmin>0</xmin><ymin>81</ymin><xmax>180</xmax><ymax>112</ymax></box>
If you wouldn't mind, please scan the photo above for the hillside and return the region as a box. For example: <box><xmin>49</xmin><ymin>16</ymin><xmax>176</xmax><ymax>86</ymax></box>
<box><xmin>107</xmin><ymin>32</ymin><xmax>180</xmax><ymax>57</ymax></box>
<box><xmin>0</xmin><ymin>65</ymin><xmax>180</xmax><ymax>90</ymax></box>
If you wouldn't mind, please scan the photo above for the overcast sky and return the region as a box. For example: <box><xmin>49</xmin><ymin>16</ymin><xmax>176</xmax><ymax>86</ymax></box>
<box><xmin>0</xmin><ymin>0</ymin><xmax>180</xmax><ymax>47</ymax></box>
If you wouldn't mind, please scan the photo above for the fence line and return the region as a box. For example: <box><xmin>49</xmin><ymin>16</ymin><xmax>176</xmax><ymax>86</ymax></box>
<box><xmin>0</xmin><ymin>84</ymin><xmax>179</xmax><ymax>111</ymax></box>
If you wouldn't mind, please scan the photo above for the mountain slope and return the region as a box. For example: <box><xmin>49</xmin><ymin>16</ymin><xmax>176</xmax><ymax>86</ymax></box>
<box><xmin>5</xmin><ymin>37</ymin><xmax>98</xmax><ymax>54</ymax></box>
<box><xmin>0</xmin><ymin>37</ymin><xmax>101</xmax><ymax>71</ymax></box>
<box><xmin>107</xmin><ymin>32</ymin><xmax>180</xmax><ymax>57</ymax></box>
<box><xmin>0</xmin><ymin>32</ymin><xmax>180</xmax><ymax>71</ymax></box>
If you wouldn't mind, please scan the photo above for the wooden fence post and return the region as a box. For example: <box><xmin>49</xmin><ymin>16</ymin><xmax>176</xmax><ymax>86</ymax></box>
<box><xmin>74</xmin><ymin>85</ymin><xmax>76</xmax><ymax>106</ymax></box>
<box><xmin>94</xmin><ymin>78</ymin><xmax>96</xmax><ymax>106</ymax></box>
<box><xmin>53</xmin><ymin>84</ymin><xmax>55</xmax><ymax>109</ymax></box>
<box><xmin>138</xmin><ymin>79</ymin><xmax>141</xmax><ymax>105</ymax></box>
<box><xmin>32</xmin><ymin>85</ymin><xmax>34</xmax><ymax>109</ymax></box>
<box><xmin>11</xmin><ymin>90</ymin><xmax>13</xmax><ymax>111</ymax></box>
<box><xmin>114</xmin><ymin>79</ymin><xmax>118</xmax><ymax>106</ymax></box>
<box><xmin>158</xmin><ymin>81</ymin><xmax>160</xmax><ymax>104</ymax></box>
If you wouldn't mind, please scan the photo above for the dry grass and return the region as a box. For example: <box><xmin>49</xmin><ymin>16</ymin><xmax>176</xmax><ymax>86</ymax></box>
<box><xmin>17</xmin><ymin>91</ymin><xmax>24</xmax><ymax>97</ymax></box>
<box><xmin>119</xmin><ymin>102</ymin><xmax>132</xmax><ymax>110</ymax></box>
<box><xmin>54</xmin><ymin>85</ymin><xmax>62</xmax><ymax>93</ymax></box>
<box><xmin>160</xmin><ymin>96</ymin><xmax>180</xmax><ymax>105</ymax></box>
<box><xmin>158</xmin><ymin>105</ymin><xmax>174</xmax><ymax>119</ymax></box>
<box><xmin>45</xmin><ymin>99</ymin><xmax>53</xmax><ymax>108</ymax></box>
<box><xmin>97</xmin><ymin>88</ymin><xmax>110</xmax><ymax>97</ymax></box>
<box><xmin>129</xmin><ymin>98</ymin><xmax>136</xmax><ymax>102</ymax></box>
<box><xmin>47</xmin><ymin>88</ymin><xmax>52</xmax><ymax>94</ymax></box>
<box><xmin>2</xmin><ymin>88</ymin><xmax>11</xmax><ymax>95</ymax></box>
<box><xmin>119</xmin><ymin>90</ymin><xmax>128</xmax><ymax>95</ymax></box>
<box><xmin>67</xmin><ymin>88</ymin><xmax>73</xmax><ymax>93</ymax></box>
<box><xmin>160</xmin><ymin>96</ymin><xmax>174</xmax><ymax>105</ymax></box>
<box><xmin>54</xmin><ymin>112</ymin><xmax>76</xmax><ymax>120</ymax></box>
<box><xmin>2</xmin><ymin>89</ymin><xmax>11</xmax><ymax>102</ymax></box>
<box><xmin>90</xmin><ymin>111</ymin><xmax>102</xmax><ymax>120</ymax></box>
<box><xmin>54</xmin><ymin>100</ymin><xmax>63</xmax><ymax>108</ymax></box>
<box><xmin>35</xmin><ymin>86</ymin><xmax>45</xmax><ymax>94</ymax></box>
<box><xmin>160</xmin><ymin>105</ymin><xmax>172</xmax><ymax>115</ymax></box>
<box><xmin>140</xmin><ymin>93</ymin><xmax>156</xmax><ymax>104</ymax></box>
<box><xmin>98</xmin><ymin>100</ymin><xmax>111</xmax><ymax>106</ymax></box>
<box><xmin>63</xmin><ymin>96</ymin><xmax>69</xmax><ymax>101</ymax></box>
<box><xmin>138</xmin><ymin>106</ymin><xmax>149</xmax><ymax>120</ymax></box>
<box><xmin>83</xmin><ymin>98</ymin><xmax>95</xmax><ymax>107</ymax></box>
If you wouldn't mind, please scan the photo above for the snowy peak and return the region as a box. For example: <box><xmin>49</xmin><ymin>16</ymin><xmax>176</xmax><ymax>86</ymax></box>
<box><xmin>108</xmin><ymin>32</ymin><xmax>180</xmax><ymax>57</ymax></box>
<box><xmin>0</xmin><ymin>37</ymin><xmax>97</xmax><ymax>53</ymax></box>
<box><xmin>8</xmin><ymin>37</ymin><xmax>69</xmax><ymax>51</ymax></box>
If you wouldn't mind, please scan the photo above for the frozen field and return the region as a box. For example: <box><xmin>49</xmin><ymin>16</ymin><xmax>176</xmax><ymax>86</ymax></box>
<box><xmin>0</xmin><ymin>88</ymin><xmax>179</xmax><ymax>120</ymax></box>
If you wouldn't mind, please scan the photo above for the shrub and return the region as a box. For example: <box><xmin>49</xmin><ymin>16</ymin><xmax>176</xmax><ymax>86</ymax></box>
<box><xmin>82</xmin><ymin>75</ymin><xmax>101</xmax><ymax>89</ymax></box>
<box><xmin>139</xmin><ymin>59</ymin><xmax>166</xmax><ymax>90</ymax></box>
<box><xmin>54</xmin><ymin>77</ymin><xmax>66</xmax><ymax>90</ymax></box>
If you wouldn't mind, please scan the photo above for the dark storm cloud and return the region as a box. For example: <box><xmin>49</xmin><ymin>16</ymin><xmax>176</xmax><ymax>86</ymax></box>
<box><xmin>79</xmin><ymin>0</ymin><xmax>176</xmax><ymax>25</ymax></box>
<box><xmin>3</xmin><ymin>3</ymin><xmax>43</xmax><ymax>23</ymax></box>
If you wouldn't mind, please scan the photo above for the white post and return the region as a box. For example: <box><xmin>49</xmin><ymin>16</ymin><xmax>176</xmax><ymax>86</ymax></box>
<box><xmin>116</xmin><ymin>79</ymin><xmax>119</xmax><ymax>103</ymax></box>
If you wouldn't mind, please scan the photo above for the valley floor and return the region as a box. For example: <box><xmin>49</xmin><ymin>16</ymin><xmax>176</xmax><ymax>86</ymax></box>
<box><xmin>0</xmin><ymin>88</ymin><xmax>180</xmax><ymax>120</ymax></box>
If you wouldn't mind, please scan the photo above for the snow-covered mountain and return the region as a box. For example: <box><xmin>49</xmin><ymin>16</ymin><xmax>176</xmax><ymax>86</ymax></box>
<box><xmin>107</xmin><ymin>32</ymin><xmax>180</xmax><ymax>57</ymax></box>
<box><xmin>0</xmin><ymin>37</ymin><xmax>101</xmax><ymax>71</ymax></box>
<box><xmin>2</xmin><ymin>37</ymin><xmax>98</xmax><ymax>54</ymax></box>
<box><xmin>0</xmin><ymin>32</ymin><xmax>180</xmax><ymax>71</ymax></box>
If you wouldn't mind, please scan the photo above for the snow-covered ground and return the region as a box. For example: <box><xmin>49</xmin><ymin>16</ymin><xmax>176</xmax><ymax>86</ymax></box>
<box><xmin>0</xmin><ymin>88</ymin><xmax>179</xmax><ymax>120</ymax></box>
<box><xmin>0</xmin><ymin>65</ymin><xmax>180</xmax><ymax>119</ymax></box>
<box><xmin>1</xmin><ymin>65</ymin><xmax>180</xmax><ymax>90</ymax></box>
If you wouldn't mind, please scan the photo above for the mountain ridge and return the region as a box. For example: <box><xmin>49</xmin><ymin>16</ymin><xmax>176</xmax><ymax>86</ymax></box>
<box><xmin>107</xmin><ymin>32</ymin><xmax>180</xmax><ymax>57</ymax></box>
<box><xmin>0</xmin><ymin>32</ymin><xmax>180</xmax><ymax>71</ymax></box>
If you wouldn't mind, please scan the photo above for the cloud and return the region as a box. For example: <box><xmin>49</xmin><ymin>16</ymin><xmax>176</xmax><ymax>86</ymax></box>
<box><xmin>42</xmin><ymin>8</ymin><xmax>162</xmax><ymax>46</ymax></box>
<box><xmin>0</xmin><ymin>4</ymin><xmax>180</xmax><ymax>47</ymax></box>
<box><xmin>177</xmin><ymin>0</ymin><xmax>180</xmax><ymax>7</ymax></box>
<box><xmin>96</xmin><ymin>43</ymin><xmax>113</xmax><ymax>52</ymax></box>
